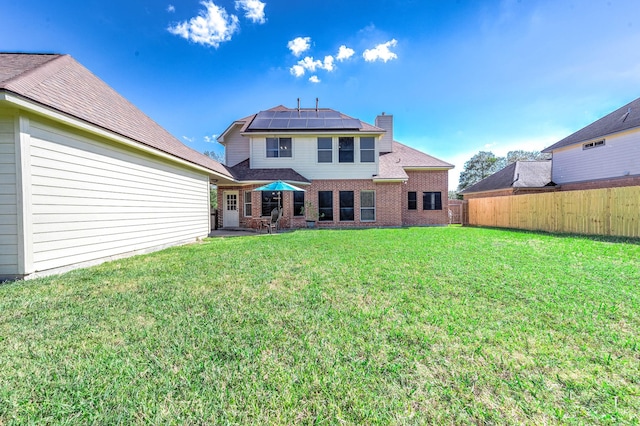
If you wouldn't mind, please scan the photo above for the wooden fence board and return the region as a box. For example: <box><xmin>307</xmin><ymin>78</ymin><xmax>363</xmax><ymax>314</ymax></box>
<box><xmin>467</xmin><ymin>186</ymin><xmax>640</xmax><ymax>238</ymax></box>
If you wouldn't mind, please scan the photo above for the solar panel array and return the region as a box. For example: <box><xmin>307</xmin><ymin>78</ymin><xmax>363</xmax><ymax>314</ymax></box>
<box><xmin>247</xmin><ymin>109</ymin><xmax>362</xmax><ymax>131</ymax></box>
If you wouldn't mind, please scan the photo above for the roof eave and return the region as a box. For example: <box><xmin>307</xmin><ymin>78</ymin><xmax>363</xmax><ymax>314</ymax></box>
<box><xmin>2</xmin><ymin>91</ymin><xmax>237</xmax><ymax>182</ymax></box>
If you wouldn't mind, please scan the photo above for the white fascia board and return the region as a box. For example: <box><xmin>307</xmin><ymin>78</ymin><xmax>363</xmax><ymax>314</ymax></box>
<box><xmin>217</xmin><ymin>121</ymin><xmax>245</xmax><ymax>145</ymax></box>
<box><xmin>403</xmin><ymin>166</ymin><xmax>455</xmax><ymax>171</ymax></box>
<box><xmin>1</xmin><ymin>92</ymin><xmax>236</xmax><ymax>182</ymax></box>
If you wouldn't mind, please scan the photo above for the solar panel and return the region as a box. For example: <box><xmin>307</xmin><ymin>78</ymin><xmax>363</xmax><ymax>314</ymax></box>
<box><xmin>270</xmin><ymin>119</ymin><xmax>290</xmax><ymax>128</ymax></box>
<box><xmin>246</xmin><ymin>109</ymin><xmax>363</xmax><ymax>131</ymax></box>
<box><xmin>324</xmin><ymin>119</ymin><xmax>344</xmax><ymax>128</ymax></box>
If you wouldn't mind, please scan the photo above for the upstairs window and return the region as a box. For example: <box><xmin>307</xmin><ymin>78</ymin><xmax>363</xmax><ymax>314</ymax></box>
<box><xmin>360</xmin><ymin>137</ymin><xmax>375</xmax><ymax>163</ymax></box>
<box><xmin>317</xmin><ymin>137</ymin><xmax>333</xmax><ymax>163</ymax></box>
<box><xmin>339</xmin><ymin>137</ymin><xmax>354</xmax><ymax>163</ymax></box>
<box><xmin>266</xmin><ymin>137</ymin><xmax>292</xmax><ymax>158</ymax></box>
<box><xmin>423</xmin><ymin>192</ymin><xmax>442</xmax><ymax>210</ymax></box>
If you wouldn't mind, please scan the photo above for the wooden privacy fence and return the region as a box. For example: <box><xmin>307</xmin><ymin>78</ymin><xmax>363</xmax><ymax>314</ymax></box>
<box><xmin>467</xmin><ymin>186</ymin><xmax>640</xmax><ymax>238</ymax></box>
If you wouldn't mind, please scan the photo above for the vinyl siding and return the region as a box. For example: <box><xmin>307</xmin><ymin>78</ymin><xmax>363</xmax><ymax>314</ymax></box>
<box><xmin>250</xmin><ymin>135</ymin><xmax>379</xmax><ymax>180</ymax></box>
<box><xmin>28</xmin><ymin>119</ymin><xmax>210</xmax><ymax>273</ymax></box>
<box><xmin>552</xmin><ymin>130</ymin><xmax>640</xmax><ymax>184</ymax></box>
<box><xmin>224</xmin><ymin>124</ymin><xmax>250</xmax><ymax>167</ymax></box>
<box><xmin>0</xmin><ymin>116</ymin><xmax>18</xmax><ymax>278</ymax></box>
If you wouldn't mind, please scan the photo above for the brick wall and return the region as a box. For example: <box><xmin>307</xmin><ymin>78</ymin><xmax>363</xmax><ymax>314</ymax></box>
<box><xmin>217</xmin><ymin>169</ymin><xmax>451</xmax><ymax>229</ymax></box>
<box><xmin>402</xmin><ymin>170</ymin><xmax>450</xmax><ymax>225</ymax></box>
<box><xmin>557</xmin><ymin>175</ymin><xmax>640</xmax><ymax>191</ymax></box>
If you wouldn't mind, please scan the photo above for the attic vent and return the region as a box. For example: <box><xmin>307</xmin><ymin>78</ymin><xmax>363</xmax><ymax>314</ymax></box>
<box><xmin>583</xmin><ymin>139</ymin><xmax>605</xmax><ymax>150</ymax></box>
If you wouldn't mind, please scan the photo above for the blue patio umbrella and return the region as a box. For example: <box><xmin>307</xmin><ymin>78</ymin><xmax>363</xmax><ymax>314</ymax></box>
<box><xmin>253</xmin><ymin>180</ymin><xmax>306</xmax><ymax>212</ymax></box>
<box><xmin>253</xmin><ymin>180</ymin><xmax>306</xmax><ymax>193</ymax></box>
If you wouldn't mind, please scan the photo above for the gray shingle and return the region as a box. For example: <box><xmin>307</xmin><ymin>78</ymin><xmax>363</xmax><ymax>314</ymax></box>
<box><xmin>0</xmin><ymin>53</ymin><xmax>234</xmax><ymax>180</ymax></box>
<box><xmin>543</xmin><ymin>96</ymin><xmax>640</xmax><ymax>152</ymax></box>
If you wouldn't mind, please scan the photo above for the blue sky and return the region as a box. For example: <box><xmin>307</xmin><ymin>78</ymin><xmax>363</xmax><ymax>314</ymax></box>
<box><xmin>3</xmin><ymin>0</ymin><xmax>640</xmax><ymax>190</ymax></box>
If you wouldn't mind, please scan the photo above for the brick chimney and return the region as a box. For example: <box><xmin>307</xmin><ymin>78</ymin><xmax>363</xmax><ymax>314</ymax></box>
<box><xmin>375</xmin><ymin>112</ymin><xmax>393</xmax><ymax>153</ymax></box>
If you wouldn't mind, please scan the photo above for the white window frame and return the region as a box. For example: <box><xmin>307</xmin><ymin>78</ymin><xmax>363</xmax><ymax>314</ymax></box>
<box><xmin>360</xmin><ymin>190</ymin><xmax>376</xmax><ymax>222</ymax></box>
<box><xmin>266</xmin><ymin>137</ymin><xmax>292</xmax><ymax>158</ymax></box>
<box><xmin>244</xmin><ymin>191</ymin><xmax>252</xmax><ymax>217</ymax></box>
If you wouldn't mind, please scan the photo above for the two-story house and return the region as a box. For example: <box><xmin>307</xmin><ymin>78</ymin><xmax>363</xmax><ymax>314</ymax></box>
<box><xmin>542</xmin><ymin>96</ymin><xmax>640</xmax><ymax>190</ymax></box>
<box><xmin>216</xmin><ymin>105</ymin><xmax>454</xmax><ymax>230</ymax></box>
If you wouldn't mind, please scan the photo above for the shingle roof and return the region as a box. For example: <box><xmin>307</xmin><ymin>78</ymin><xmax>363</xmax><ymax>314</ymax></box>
<box><xmin>377</xmin><ymin>141</ymin><xmax>454</xmax><ymax>180</ymax></box>
<box><xmin>229</xmin><ymin>159</ymin><xmax>310</xmax><ymax>183</ymax></box>
<box><xmin>223</xmin><ymin>105</ymin><xmax>385</xmax><ymax>136</ymax></box>
<box><xmin>543</xmin><ymin>96</ymin><xmax>640</xmax><ymax>152</ymax></box>
<box><xmin>0</xmin><ymin>53</ymin><xmax>233</xmax><ymax>180</ymax></box>
<box><xmin>460</xmin><ymin>161</ymin><xmax>553</xmax><ymax>194</ymax></box>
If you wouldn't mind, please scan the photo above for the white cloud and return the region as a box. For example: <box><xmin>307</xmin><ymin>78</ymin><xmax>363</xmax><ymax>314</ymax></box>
<box><xmin>167</xmin><ymin>1</ymin><xmax>239</xmax><ymax>48</ymax></box>
<box><xmin>363</xmin><ymin>39</ymin><xmax>398</xmax><ymax>63</ymax></box>
<box><xmin>290</xmin><ymin>64</ymin><xmax>305</xmax><ymax>77</ymax></box>
<box><xmin>204</xmin><ymin>134</ymin><xmax>219</xmax><ymax>143</ymax></box>
<box><xmin>309</xmin><ymin>75</ymin><xmax>321</xmax><ymax>83</ymax></box>
<box><xmin>235</xmin><ymin>0</ymin><xmax>266</xmax><ymax>24</ymax></box>
<box><xmin>167</xmin><ymin>4</ymin><xmax>175</xmax><ymax>12</ymax></box>
<box><xmin>322</xmin><ymin>55</ymin><xmax>335</xmax><ymax>72</ymax></box>
<box><xmin>336</xmin><ymin>45</ymin><xmax>355</xmax><ymax>61</ymax></box>
<box><xmin>182</xmin><ymin>136</ymin><xmax>195</xmax><ymax>143</ymax></box>
<box><xmin>287</xmin><ymin>37</ymin><xmax>311</xmax><ymax>57</ymax></box>
<box><xmin>289</xmin><ymin>55</ymin><xmax>336</xmax><ymax>78</ymax></box>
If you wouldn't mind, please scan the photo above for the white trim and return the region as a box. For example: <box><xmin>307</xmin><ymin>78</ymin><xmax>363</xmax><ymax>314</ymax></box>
<box><xmin>14</xmin><ymin>115</ymin><xmax>33</xmax><ymax>275</ymax></box>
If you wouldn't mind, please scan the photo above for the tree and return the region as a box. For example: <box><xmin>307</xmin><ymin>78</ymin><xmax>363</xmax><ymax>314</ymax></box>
<box><xmin>203</xmin><ymin>150</ymin><xmax>224</xmax><ymax>164</ymax></box>
<box><xmin>457</xmin><ymin>151</ymin><xmax>503</xmax><ymax>192</ymax></box>
<box><xmin>505</xmin><ymin>150</ymin><xmax>551</xmax><ymax>164</ymax></box>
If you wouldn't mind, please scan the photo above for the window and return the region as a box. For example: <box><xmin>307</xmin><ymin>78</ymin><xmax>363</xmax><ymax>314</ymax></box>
<box><xmin>339</xmin><ymin>137</ymin><xmax>354</xmax><ymax>163</ymax></box>
<box><xmin>423</xmin><ymin>192</ymin><xmax>442</xmax><ymax>210</ymax></box>
<box><xmin>583</xmin><ymin>139</ymin><xmax>605</xmax><ymax>150</ymax></box>
<box><xmin>318</xmin><ymin>191</ymin><xmax>333</xmax><ymax>221</ymax></box>
<box><xmin>293</xmin><ymin>191</ymin><xmax>304</xmax><ymax>216</ymax></box>
<box><xmin>317</xmin><ymin>137</ymin><xmax>332</xmax><ymax>163</ymax></box>
<box><xmin>261</xmin><ymin>191</ymin><xmax>281</xmax><ymax>216</ymax></box>
<box><xmin>339</xmin><ymin>191</ymin><xmax>354</xmax><ymax>221</ymax></box>
<box><xmin>360</xmin><ymin>137</ymin><xmax>375</xmax><ymax>163</ymax></box>
<box><xmin>244</xmin><ymin>191</ymin><xmax>252</xmax><ymax>217</ymax></box>
<box><xmin>266</xmin><ymin>137</ymin><xmax>292</xmax><ymax>158</ymax></box>
<box><xmin>408</xmin><ymin>192</ymin><xmax>417</xmax><ymax>210</ymax></box>
<box><xmin>360</xmin><ymin>190</ymin><xmax>375</xmax><ymax>221</ymax></box>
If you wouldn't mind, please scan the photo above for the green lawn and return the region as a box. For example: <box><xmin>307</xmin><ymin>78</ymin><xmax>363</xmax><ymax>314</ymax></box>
<box><xmin>1</xmin><ymin>227</ymin><xmax>639</xmax><ymax>425</ymax></box>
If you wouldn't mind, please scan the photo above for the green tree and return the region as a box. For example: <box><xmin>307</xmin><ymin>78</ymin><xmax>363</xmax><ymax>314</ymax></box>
<box><xmin>505</xmin><ymin>150</ymin><xmax>551</xmax><ymax>164</ymax></box>
<box><xmin>457</xmin><ymin>151</ymin><xmax>503</xmax><ymax>192</ymax></box>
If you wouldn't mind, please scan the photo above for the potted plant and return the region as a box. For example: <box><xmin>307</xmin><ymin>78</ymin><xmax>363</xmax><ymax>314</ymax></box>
<box><xmin>301</xmin><ymin>201</ymin><xmax>320</xmax><ymax>228</ymax></box>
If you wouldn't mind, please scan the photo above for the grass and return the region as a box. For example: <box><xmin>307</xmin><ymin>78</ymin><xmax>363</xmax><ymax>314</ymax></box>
<box><xmin>1</xmin><ymin>226</ymin><xmax>639</xmax><ymax>424</ymax></box>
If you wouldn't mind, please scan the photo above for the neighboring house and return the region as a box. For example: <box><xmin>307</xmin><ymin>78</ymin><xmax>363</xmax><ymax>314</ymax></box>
<box><xmin>460</xmin><ymin>161</ymin><xmax>555</xmax><ymax>199</ymax></box>
<box><xmin>0</xmin><ymin>53</ymin><xmax>234</xmax><ymax>280</ymax></box>
<box><xmin>216</xmin><ymin>105</ymin><xmax>454</xmax><ymax>229</ymax></box>
<box><xmin>542</xmin><ymin>96</ymin><xmax>640</xmax><ymax>190</ymax></box>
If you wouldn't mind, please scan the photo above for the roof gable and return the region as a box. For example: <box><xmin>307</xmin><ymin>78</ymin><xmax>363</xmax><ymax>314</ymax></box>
<box><xmin>1</xmin><ymin>53</ymin><xmax>233</xmax><ymax>180</ymax></box>
<box><xmin>377</xmin><ymin>141</ymin><xmax>454</xmax><ymax>180</ymax></box>
<box><xmin>543</xmin><ymin>96</ymin><xmax>640</xmax><ymax>152</ymax></box>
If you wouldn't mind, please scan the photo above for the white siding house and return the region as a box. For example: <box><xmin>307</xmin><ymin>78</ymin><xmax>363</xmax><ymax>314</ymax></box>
<box><xmin>543</xmin><ymin>96</ymin><xmax>640</xmax><ymax>188</ymax></box>
<box><xmin>0</xmin><ymin>53</ymin><xmax>235</xmax><ymax>280</ymax></box>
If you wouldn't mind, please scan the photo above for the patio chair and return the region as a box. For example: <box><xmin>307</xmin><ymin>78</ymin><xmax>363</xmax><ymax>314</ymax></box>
<box><xmin>268</xmin><ymin>208</ymin><xmax>282</xmax><ymax>234</ymax></box>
